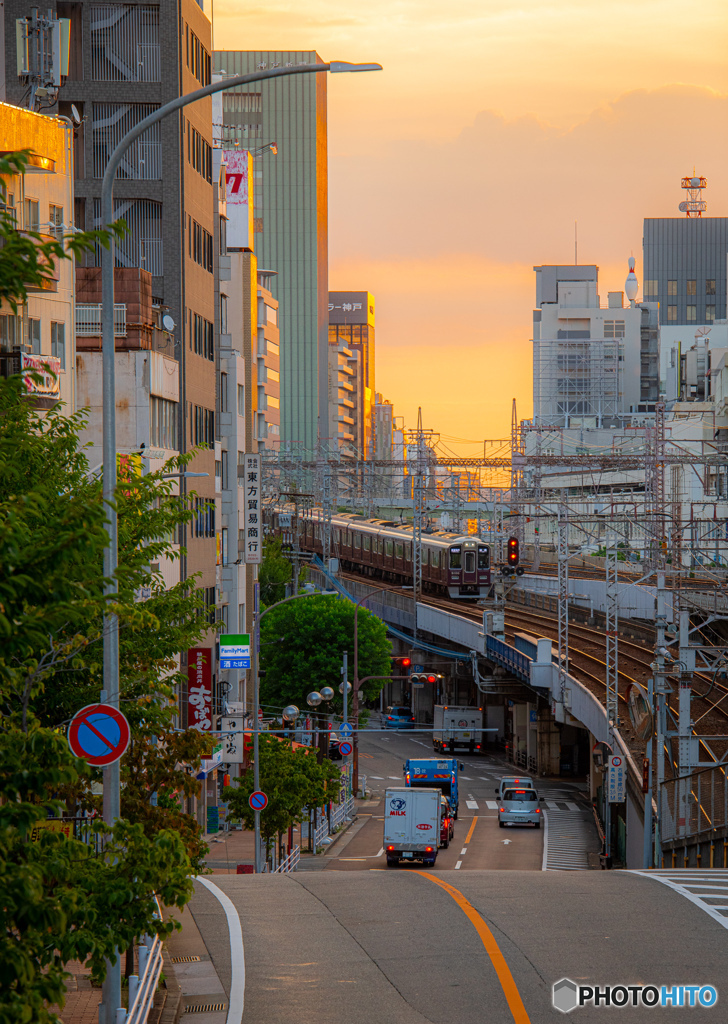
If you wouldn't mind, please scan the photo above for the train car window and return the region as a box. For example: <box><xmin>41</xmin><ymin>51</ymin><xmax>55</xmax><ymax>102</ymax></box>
<box><xmin>363</xmin><ymin>535</ymin><xmax>370</xmax><ymax>551</ymax></box>
<box><xmin>354</xmin><ymin>533</ymin><xmax>361</xmax><ymax>550</ymax></box>
<box><xmin>431</xmin><ymin>549</ymin><xmax>439</xmax><ymax>568</ymax></box>
<box><xmin>334</xmin><ymin>529</ymin><xmax>340</xmax><ymax>543</ymax></box>
<box><xmin>465</xmin><ymin>551</ymin><xmax>476</xmax><ymax>573</ymax></box>
<box><xmin>385</xmin><ymin>539</ymin><xmax>393</xmax><ymax>557</ymax></box>
<box><xmin>449</xmin><ymin>547</ymin><xmax>462</xmax><ymax>569</ymax></box>
<box><xmin>395</xmin><ymin>542</ymin><xmax>403</xmax><ymax>559</ymax></box>
<box><xmin>478</xmin><ymin>546</ymin><xmax>490</xmax><ymax>568</ymax></box>
<box><xmin>405</xmin><ymin>544</ymin><xmax>411</xmax><ymax>560</ymax></box>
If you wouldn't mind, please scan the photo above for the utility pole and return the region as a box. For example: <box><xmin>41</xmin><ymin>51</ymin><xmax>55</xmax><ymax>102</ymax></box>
<box><xmin>604</xmin><ymin>528</ymin><xmax>619</xmax><ymax>863</ymax></box>
<box><xmin>412</xmin><ymin>407</ymin><xmax>426</xmax><ymax>641</ymax></box>
<box><xmin>652</xmin><ymin>571</ymin><xmax>669</xmax><ymax>867</ymax></box>
<box><xmin>557</xmin><ymin>501</ymin><xmax>570</xmax><ymax>709</ymax></box>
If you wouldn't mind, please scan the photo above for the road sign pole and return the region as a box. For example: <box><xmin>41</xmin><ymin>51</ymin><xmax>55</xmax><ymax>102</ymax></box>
<box><xmin>342</xmin><ymin>650</ymin><xmax>348</xmax><ymax>727</ymax></box>
<box><xmin>253</xmin><ymin>570</ymin><xmax>261</xmax><ymax>873</ymax></box>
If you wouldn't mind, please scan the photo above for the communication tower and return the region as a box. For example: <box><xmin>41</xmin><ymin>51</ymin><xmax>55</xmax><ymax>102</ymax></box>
<box><xmin>679</xmin><ymin>175</ymin><xmax>707</xmax><ymax>217</ymax></box>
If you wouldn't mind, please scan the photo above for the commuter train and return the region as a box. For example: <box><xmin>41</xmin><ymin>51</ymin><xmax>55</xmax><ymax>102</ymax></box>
<box><xmin>266</xmin><ymin>508</ymin><xmax>492</xmax><ymax>599</ymax></box>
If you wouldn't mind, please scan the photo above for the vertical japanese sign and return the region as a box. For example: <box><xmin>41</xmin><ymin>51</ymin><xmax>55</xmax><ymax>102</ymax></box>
<box><xmin>225</xmin><ymin>149</ymin><xmax>253</xmax><ymax>250</ymax></box>
<box><xmin>187</xmin><ymin>647</ymin><xmax>213</xmax><ymax>732</ymax></box>
<box><xmin>221</xmin><ymin>715</ymin><xmax>244</xmax><ymax>763</ymax></box>
<box><xmin>607</xmin><ymin>754</ymin><xmax>626</xmax><ymax>802</ymax></box>
<box><xmin>243</xmin><ymin>452</ymin><xmax>262</xmax><ymax>563</ymax></box>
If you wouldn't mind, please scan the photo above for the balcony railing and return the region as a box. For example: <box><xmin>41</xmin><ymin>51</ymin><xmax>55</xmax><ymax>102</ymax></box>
<box><xmin>76</xmin><ymin>303</ymin><xmax>127</xmax><ymax>336</ymax></box>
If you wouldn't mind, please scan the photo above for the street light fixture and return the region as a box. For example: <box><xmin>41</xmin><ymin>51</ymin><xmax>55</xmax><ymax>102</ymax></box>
<box><xmin>98</xmin><ymin>58</ymin><xmax>381</xmax><ymax>1024</ymax></box>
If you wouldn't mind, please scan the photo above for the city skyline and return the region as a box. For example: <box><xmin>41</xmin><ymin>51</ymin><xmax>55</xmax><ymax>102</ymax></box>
<box><xmin>214</xmin><ymin>0</ymin><xmax>728</xmax><ymax>445</ymax></box>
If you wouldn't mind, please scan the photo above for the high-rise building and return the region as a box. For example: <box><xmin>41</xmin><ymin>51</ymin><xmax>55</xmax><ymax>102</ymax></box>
<box><xmin>328</xmin><ymin>290</ymin><xmax>375</xmax><ymax>458</ymax></box>
<box><xmin>532</xmin><ymin>265</ymin><xmax>643</xmax><ymax>428</ymax></box>
<box><xmin>643</xmin><ymin>178</ymin><xmax>728</xmax><ymax>327</ymax></box>
<box><xmin>215</xmin><ymin>50</ymin><xmax>328</xmax><ymax>454</ymax></box>
<box><xmin>4</xmin><ymin>1</ymin><xmax>219</xmax><ymax>741</ymax></box>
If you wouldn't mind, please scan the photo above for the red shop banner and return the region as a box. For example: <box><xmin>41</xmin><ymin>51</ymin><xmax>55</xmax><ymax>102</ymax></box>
<box><xmin>188</xmin><ymin>647</ymin><xmax>213</xmax><ymax>732</ymax></box>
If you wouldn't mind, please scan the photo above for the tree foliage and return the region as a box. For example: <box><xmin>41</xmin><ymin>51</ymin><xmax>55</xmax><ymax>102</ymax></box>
<box><xmin>259</xmin><ymin>535</ymin><xmax>306</xmax><ymax>607</ymax></box>
<box><xmin>224</xmin><ymin>735</ymin><xmax>340</xmax><ymax>843</ymax></box>
<box><xmin>259</xmin><ymin>595</ymin><xmax>392</xmax><ymax>714</ymax></box>
<box><xmin>0</xmin><ymin>151</ymin><xmax>212</xmax><ymax>1020</ymax></box>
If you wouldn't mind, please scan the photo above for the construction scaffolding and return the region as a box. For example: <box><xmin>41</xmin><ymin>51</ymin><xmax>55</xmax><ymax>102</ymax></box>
<box><xmin>533</xmin><ymin>336</ymin><xmax>622</xmax><ymax>428</ymax></box>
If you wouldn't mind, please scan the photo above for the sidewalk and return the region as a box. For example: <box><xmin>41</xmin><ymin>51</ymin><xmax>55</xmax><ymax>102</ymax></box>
<box><xmin>52</xmin><ymin>952</ymin><xmax>167</xmax><ymax>1024</ymax></box>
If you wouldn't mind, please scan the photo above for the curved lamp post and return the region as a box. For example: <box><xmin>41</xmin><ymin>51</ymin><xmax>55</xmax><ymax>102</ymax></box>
<box><xmin>98</xmin><ymin>59</ymin><xmax>380</xmax><ymax>1024</ymax></box>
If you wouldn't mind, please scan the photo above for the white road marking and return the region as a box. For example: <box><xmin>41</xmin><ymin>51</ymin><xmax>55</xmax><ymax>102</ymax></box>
<box><xmin>486</xmin><ymin>800</ymin><xmax>498</xmax><ymax>810</ymax></box>
<box><xmin>195</xmin><ymin>876</ymin><xmax>245</xmax><ymax>1024</ymax></box>
<box><xmin>370</xmin><ymin>776</ymin><xmax>384</xmax><ymax>779</ymax></box>
<box><xmin>376</xmin><ymin>847</ymin><xmax>384</xmax><ymax>858</ymax></box>
<box><xmin>461</xmin><ymin>848</ymin><xmax>467</xmax><ymax>855</ymax></box>
<box><xmin>455</xmin><ymin>860</ymin><xmax>462</xmax><ymax>869</ymax></box>
<box><xmin>388</xmin><ymin>776</ymin><xmax>400</xmax><ymax>779</ymax></box>
<box><xmin>502</xmin><ymin>839</ymin><xmax>512</xmax><ymax>845</ymax></box>
<box><xmin>466</xmin><ymin>800</ymin><xmax>479</xmax><ymax>810</ymax></box>
<box><xmin>628</xmin><ymin>871</ymin><xmax>728</xmax><ymax>931</ymax></box>
<box><xmin>545</xmin><ymin>800</ymin><xmax>560</xmax><ymax>809</ymax></box>
<box><xmin>461</xmin><ymin>776</ymin><xmax>473</xmax><ymax>780</ymax></box>
<box><xmin>566</xmin><ymin>802</ymin><xmax>580</xmax><ymax>811</ymax></box>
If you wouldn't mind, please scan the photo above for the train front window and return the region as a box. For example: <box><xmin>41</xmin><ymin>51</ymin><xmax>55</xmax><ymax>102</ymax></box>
<box><xmin>465</xmin><ymin>551</ymin><xmax>475</xmax><ymax>573</ymax></box>
<box><xmin>478</xmin><ymin>546</ymin><xmax>489</xmax><ymax>569</ymax></box>
<box><xmin>450</xmin><ymin>547</ymin><xmax>461</xmax><ymax>569</ymax></box>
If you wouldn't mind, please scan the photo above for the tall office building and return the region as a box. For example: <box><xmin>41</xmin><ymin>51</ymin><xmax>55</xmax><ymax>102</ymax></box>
<box><xmin>215</xmin><ymin>50</ymin><xmax>328</xmax><ymax>454</ymax></box>
<box><xmin>328</xmin><ymin>291</ymin><xmax>375</xmax><ymax>457</ymax></box>
<box><xmin>4</xmin><ymin>1</ymin><xmax>219</xmax><ymax>731</ymax></box>
<box><xmin>643</xmin><ymin>179</ymin><xmax>728</xmax><ymax>327</ymax></box>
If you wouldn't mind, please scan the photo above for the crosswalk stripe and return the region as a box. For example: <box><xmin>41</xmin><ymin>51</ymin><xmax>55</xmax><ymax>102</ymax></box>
<box><xmin>627</xmin><ymin>870</ymin><xmax>728</xmax><ymax>930</ymax></box>
<box><xmin>566</xmin><ymin>801</ymin><xmax>580</xmax><ymax>811</ymax></box>
<box><xmin>466</xmin><ymin>800</ymin><xmax>479</xmax><ymax>810</ymax></box>
<box><xmin>486</xmin><ymin>800</ymin><xmax>498</xmax><ymax>810</ymax></box>
<box><xmin>542</xmin><ymin>809</ymin><xmax>599</xmax><ymax>871</ymax></box>
<box><xmin>545</xmin><ymin>800</ymin><xmax>560</xmax><ymax>810</ymax></box>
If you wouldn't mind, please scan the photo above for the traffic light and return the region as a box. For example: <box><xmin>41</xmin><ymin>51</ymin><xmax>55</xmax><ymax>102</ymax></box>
<box><xmin>411</xmin><ymin>673</ymin><xmax>440</xmax><ymax>684</ymax></box>
<box><xmin>392</xmin><ymin>656</ymin><xmax>411</xmax><ymax>673</ymax></box>
<box><xmin>507</xmin><ymin>537</ymin><xmax>519</xmax><ymax>566</ymax></box>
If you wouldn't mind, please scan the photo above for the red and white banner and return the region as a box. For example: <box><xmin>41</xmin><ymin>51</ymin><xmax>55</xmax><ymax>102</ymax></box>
<box><xmin>187</xmin><ymin>647</ymin><xmax>213</xmax><ymax>731</ymax></box>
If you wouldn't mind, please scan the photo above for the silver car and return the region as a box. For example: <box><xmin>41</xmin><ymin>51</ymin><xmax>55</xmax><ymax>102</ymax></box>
<box><xmin>498</xmin><ymin>787</ymin><xmax>542</xmax><ymax>828</ymax></box>
<box><xmin>495</xmin><ymin>776</ymin><xmax>535</xmax><ymax>801</ymax></box>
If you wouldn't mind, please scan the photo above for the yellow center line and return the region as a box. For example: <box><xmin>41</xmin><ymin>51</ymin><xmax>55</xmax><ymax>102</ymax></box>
<box><xmin>415</xmin><ymin>872</ymin><xmax>531</xmax><ymax>1024</ymax></box>
<box><xmin>464</xmin><ymin>816</ymin><xmax>478</xmax><ymax>845</ymax></box>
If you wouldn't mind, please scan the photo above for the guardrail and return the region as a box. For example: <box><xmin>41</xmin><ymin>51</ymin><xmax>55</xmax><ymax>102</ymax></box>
<box><xmin>116</xmin><ymin>899</ymin><xmax>164</xmax><ymax>1024</ymax></box>
<box><xmin>273</xmin><ymin>845</ymin><xmax>300</xmax><ymax>873</ymax></box>
<box><xmin>76</xmin><ymin>302</ymin><xmax>127</xmax><ymax>336</ymax></box>
<box><xmin>330</xmin><ymin>796</ymin><xmax>354</xmax><ymax>831</ymax></box>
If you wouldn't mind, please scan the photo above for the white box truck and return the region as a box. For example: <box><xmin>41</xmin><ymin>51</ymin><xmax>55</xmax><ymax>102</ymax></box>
<box><xmin>383</xmin><ymin>787</ymin><xmax>441</xmax><ymax>867</ymax></box>
<box><xmin>433</xmin><ymin>705</ymin><xmax>484</xmax><ymax>754</ymax></box>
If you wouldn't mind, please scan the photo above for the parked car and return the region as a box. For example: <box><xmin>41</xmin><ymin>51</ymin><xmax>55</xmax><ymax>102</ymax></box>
<box><xmin>439</xmin><ymin>796</ymin><xmax>454</xmax><ymax>848</ymax></box>
<box><xmin>498</xmin><ymin>787</ymin><xmax>542</xmax><ymax>828</ymax></box>
<box><xmin>328</xmin><ymin>737</ymin><xmax>343</xmax><ymax>761</ymax></box>
<box><xmin>384</xmin><ymin>707</ymin><xmax>415</xmax><ymax>730</ymax></box>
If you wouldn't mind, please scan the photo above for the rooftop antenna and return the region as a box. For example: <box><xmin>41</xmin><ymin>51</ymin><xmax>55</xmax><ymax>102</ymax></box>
<box><xmin>679</xmin><ymin>174</ymin><xmax>707</xmax><ymax>217</ymax></box>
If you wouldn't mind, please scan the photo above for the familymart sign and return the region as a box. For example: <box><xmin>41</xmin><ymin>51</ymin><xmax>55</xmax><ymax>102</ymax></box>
<box><xmin>219</xmin><ymin>634</ymin><xmax>251</xmax><ymax>670</ymax></box>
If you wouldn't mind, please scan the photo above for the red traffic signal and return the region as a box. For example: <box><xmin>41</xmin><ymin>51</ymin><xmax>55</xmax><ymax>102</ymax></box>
<box><xmin>411</xmin><ymin>673</ymin><xmax>439</xmax><ymax>684</ymax></box>
<box><xmin>401</xmin><ymin>657</ymin><xmax>411</xmax><ymax>668</ymax></box>
<box><xmin>507</xmin><ymin>537</ymin><xmax>519</xmax><ymax>566</ymax></box>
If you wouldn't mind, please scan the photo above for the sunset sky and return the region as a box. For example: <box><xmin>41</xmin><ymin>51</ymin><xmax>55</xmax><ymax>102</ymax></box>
<box><xmin>215</xmin><ymin>1</ymin><xmax>728</xmax><ymax>447</ymax></box>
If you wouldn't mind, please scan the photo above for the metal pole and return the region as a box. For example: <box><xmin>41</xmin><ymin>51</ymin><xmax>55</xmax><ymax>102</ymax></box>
<box><xmin>252</xmin><ymin>571</ymin><xmax>261</xmax><ymax>873</ymax></box>
<box><xmin>342</xmin><ymin>650</ymin><xmax>348</xmax><ymax>726</ymax></box>
<box><xmin>643</xmin><ymin>674</ymin><xmax>654</xmax><ymax>868</ymax></box>
<box><xmin>653</xmin><ymin>572</ymin><xmax>668</xmax><ymax>867</ymax></box>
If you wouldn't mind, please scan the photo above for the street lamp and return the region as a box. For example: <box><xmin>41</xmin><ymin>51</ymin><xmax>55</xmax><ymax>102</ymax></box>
<box><xmin>98</xmin><ymin>58</ymin><xmax>380</xmax><ymax>1024</ymax></box>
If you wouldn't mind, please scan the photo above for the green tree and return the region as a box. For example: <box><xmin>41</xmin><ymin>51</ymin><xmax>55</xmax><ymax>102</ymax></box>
<box><xmin>224</xmin><ymin>735</ymin><xmax>340</xmax><ymax>846</ymax></box>
<box><xmin>259</xmin><ymin>535</ymin><xmax>306</xmax><ymax>607</ymax></box>
<box><xmin>259</xmin><ymin>596</ymin><xmax>391</xmax><ymax>713</ymax></box>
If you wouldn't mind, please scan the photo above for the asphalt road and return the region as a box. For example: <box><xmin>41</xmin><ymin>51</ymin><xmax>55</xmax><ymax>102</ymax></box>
<box><xmin>190</xmin><ymin>869</ymin><xmax>728</xmax><ymax>1023</ymax></box>
<box><xmin>329</xmin><ymin>726</ymin><xmax>586</xmax><ymax>871</ymax></box>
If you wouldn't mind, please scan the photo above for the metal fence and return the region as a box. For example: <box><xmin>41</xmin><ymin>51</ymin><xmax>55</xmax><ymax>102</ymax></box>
<box><xmin>76</xmin><ymin>303</ymin><xmax>127</xmax><ymax>336</ymax></box>
<box><xmin>273</xmin><ymin>845</ymin><xmax>300</xmax><ymax>874</ymax></box>
<box><xmin>92</xmin><ymin>103</ymin><xmax>162</xmax><ymax>180</ymax></box>
<box><xmin>661</xmin><ymin>766</ymin><xmax>728</xmax><ymax>843</ymax></box>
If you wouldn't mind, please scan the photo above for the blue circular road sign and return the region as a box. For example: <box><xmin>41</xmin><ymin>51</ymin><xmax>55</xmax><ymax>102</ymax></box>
<box><xmin>339</xmin><ymin>723</ymin><xmax>353</xmax><ymax>738</ymax></box>
<box><xmin>339</xmin><ymin>741</ymin><xmax>353</xmax><ymax>757</ymax></box>
<box><xmin>249</xmin><ymin>790</ymin><xmax>268</xmax><ymax>811</ymax></box>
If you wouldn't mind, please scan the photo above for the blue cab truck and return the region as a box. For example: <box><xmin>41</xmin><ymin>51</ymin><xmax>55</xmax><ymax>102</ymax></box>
<box><xmin>403</xmin><ymin>757</ymin><xmax>464</xmax><ymax>819</ymax></box>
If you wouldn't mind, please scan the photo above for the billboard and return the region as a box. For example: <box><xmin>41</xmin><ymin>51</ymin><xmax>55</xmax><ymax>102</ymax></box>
<box><xmin>328</xmin><ymin>291</ymin><xmax>375</xmax><ymax>326</ymax></box>
<box><xmin>187</xmin><ymin>647</ymin><xmax>213</xmax><ymax>732</ymax></box>
<box><xmin>225</xmin><ymin>149</ymin><xmax>253</xmax><ymax>251</ymax></box>
<box><xmin>21</xmin><ymin>352</ymin><xmax>61</xmax><ymax>397</ymax></box>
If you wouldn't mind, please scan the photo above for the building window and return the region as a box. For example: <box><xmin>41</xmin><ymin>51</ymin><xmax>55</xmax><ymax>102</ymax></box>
<box><xmin>686</xmin><ymin>305</ymin><xmax>697</xmax><ymax>322</ymax></box>
<box><xmin>706</xmin><ymin>305</ymin><xmax>716</xmax><ymax>322</ymax></box>
<box><xmin>0</xmin><ymin>313</ymin><xmax>18</xmax><ymax>350</ymax></box>
<box><xmin>686</xmin><ymin>280</ymin><xmax>696</xmax><ymax>296</ymax></box>
<box><xmin>267</xmin><ymin>367</ymin><xmax>279</xmax><ymax>382</ymax></box>
<box><xmin>192</xmin><ymin>405</ymin><xmax>215</xmax><ymax>448</ymax></box>
<box><xmin>187</xmin><ymin>122</ymin><xmax>212</xmax><ymax>183</ymax></box>
<box><xmin>238</xmin><ymin>602</ymin><xmax>245</xmax><ymax>632</ymax></box>
<box><xmin>221</xmin><ymin>450</ymin><xmax>228</xmax><ymax>489</ymax></box>
<box><xmin>187</xmin><ymin>28</ymin><xmax>211</xmax><ymax>85</ymax></box>
<box><xmin>189</xmin><ymin>218</ymin><xmax>214</xmax><ymax>272</ymax></box>
<box><xmin>90</xmin><ymin>4</ymin><xmax>161</xmax><ymax>82</ymax></box>
<box><xmin>51</xmin><ymin>321</ymin><xmax>65</xmax><ymax>368</ymax></box>
<box><xmin>220</xmin><ymin>294</ymin><xmax>228</xmax><ymax>335</ymax></box>
<box><xmin>27</xmin><ymin>318</ymin><xmax>41</xmax><ymax>355</ymax></box>
<box><xmin>604</xmin><ymin>320</ymin><xmax>625</xmax><ymax>339</ymax></box>
<box><xmin>150</xmin><ymin>395</ymin><xmax>178</xmax><ymax>449</ymax></box>
<box><xmin>220</xmin><ymin>372</ymin><xmax>228</xmax><ymax>411</ymax></box>
<box><xmin>194</xmin><ymin>500</ymin><xmax>215</xmax><ymax>540</ymax></box>
<box><xmin>667</xmin><ymin>306</ymin><xmax>677</xmax><ymax>322</ymax></box>
<box><xmin>706</xmin><ymin>279</ymin><xmax>716</xmax><ymax>296</ymax></box>
<box><xmin>222</xmin><ymin>92</ymin><xmax>262</xmax><ymax>112</ymax></box>
<box><xmin>267</xmin><ymin>394</ymin><xmax>279</xmax><ymax>409</ymax></box>
<box><xmin>93</xmin><ymin>103</ymin><xmax>161</xmax><ymax>179</ymax></box>
<box><xmin>221</xmin><ymin>527</ymin><xmax>228</xmax><ymax>566</ymax></box>
<box><xmin>220</xmin><ymin>603</ymin><xmax>229</xmax><ymax>630</ymax></box>
<box><xmin>219</xmin><ymin>216</ymin><xmax>227</xmax><ymax>255</ymax></box>
<box><xmin>667</xmin><ymin>280</ymin><xmax>677</xmax><ymax>296</ymax></box>
<box><xmin>93</xmin><ymin>198</ymin><xmax>163</xmax><ymax>275</ymax></box>
<box><xmin>643</xmin><ymin>280</ymin><xmax>658</xmax><ymax>298</ymax></box>
<box><xmin>191</xmin><ymin>312</ymin><xmax>214</xmax><ymax>359</ymax></box>
<box><xmin>265</xmin><ymin>304</ymin><xmax>277</xmax><ymax>325</ymax></box>
<box><xmin>49</xmin><ymin>204</ymin><xmax>63</xmax><ymax>239</ymax></box>
<box><xmin>24</xmin><ymin>198</ymin><xmax>39</xmax><ymax>231</ymax></box>
<box><xmin>237</xmin><ymin>384</ymin><xmax>245</xmax><ymax>416</ymax></box>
